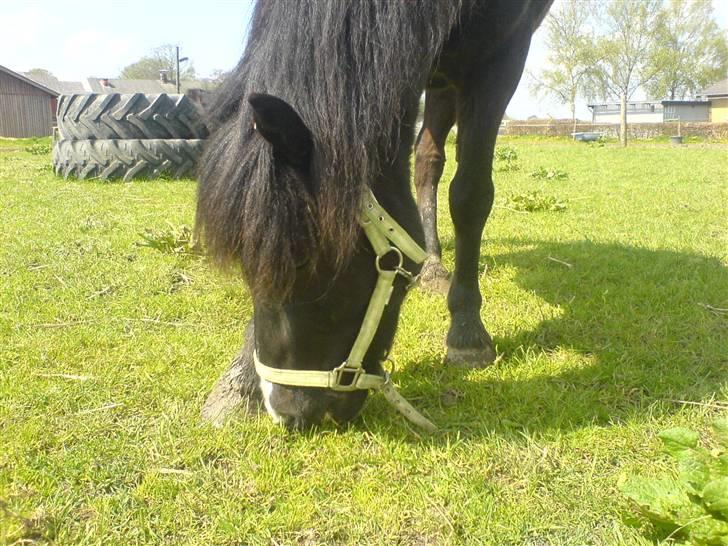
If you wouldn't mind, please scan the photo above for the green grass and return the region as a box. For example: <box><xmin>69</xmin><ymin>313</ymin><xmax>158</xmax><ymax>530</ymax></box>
<box><xmin>1</xmin><ymin>136</ymin><xmax>726</xmax><ymax>545</ymax></box>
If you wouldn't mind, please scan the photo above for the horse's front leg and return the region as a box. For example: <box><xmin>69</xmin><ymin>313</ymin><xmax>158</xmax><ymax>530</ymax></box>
<box><xmin>445</xmin><ymin>43</ymin><xmax>531</xmax><ymax>367</ymax></box>
<box><xmin>201</xmin><ymin>321</ymin><xmax>262</xmax><ymax>426</ymax></box>
<box><xmin>414</xmin><ymin>86</ymin><xmax>456</xmax><ymax>294</ymax></box>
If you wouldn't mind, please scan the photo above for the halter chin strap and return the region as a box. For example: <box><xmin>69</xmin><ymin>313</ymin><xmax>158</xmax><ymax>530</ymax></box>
<box><xmin>254</xmin><ymin>188</ymin><xmax>437</xmax><ymax>432</ymax></box>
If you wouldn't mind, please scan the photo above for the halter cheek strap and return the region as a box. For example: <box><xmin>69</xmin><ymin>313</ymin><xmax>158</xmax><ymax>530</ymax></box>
<box><xmin>254</xmin><ymin>189</ymin><xmax>438</xmax><ymax>432</ymax></box>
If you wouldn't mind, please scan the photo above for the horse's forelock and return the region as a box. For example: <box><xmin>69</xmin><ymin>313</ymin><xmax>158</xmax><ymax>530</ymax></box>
<box><xmin>197</xmin><ymin>127</ymin><xmax>320</xmax><ymax>301</ymax></box>
<box><xmin>197</xmin><ymin>0</ymin><xmax>463</xmax><ymax>299</ymax></box>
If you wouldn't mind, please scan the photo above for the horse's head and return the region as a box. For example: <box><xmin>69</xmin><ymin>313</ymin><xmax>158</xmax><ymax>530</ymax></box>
<box><xmin>198</xmin><ymin>93</ymin><xmax>424</xmax><ymax>430</ymax></box>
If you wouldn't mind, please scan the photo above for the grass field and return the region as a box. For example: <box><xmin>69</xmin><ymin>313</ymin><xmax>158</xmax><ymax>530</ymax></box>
<box><xmin>1</xmin><ymin>136</ymin><xmax>726</xmax><ymax>545</ymax></box>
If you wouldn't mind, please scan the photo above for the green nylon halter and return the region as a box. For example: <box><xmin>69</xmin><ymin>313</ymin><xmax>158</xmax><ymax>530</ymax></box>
<box><xmin>253</xmin><ymin>189</ymin><xmax>437</xmax><ymax>432</ymax></box>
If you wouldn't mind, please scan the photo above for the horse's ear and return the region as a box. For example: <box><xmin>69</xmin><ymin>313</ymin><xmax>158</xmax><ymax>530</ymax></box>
<box><xmin>248</xmin><ymin>93</ymin><xmax>312</xmax><ymax>169</ymax></box>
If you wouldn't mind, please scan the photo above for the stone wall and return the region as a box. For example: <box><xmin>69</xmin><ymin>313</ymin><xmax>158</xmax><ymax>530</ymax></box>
<box><xmin>501</xmin><ymin>120</ymin><xmax>728</xmax><ymax>140</ymax></box>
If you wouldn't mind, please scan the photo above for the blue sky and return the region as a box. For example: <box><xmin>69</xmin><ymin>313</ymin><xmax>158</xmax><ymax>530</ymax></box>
<box><xmin>2</xmin><ymin>0</ymin><xmax>726</xmax><ymax>120</ymax></box>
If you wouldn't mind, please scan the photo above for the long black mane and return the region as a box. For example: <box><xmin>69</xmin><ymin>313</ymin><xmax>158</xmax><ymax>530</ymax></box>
<box><xmin>196</xmin><ymin>1</ymin><xmax>463</xmax><ymax>299</ymax></box>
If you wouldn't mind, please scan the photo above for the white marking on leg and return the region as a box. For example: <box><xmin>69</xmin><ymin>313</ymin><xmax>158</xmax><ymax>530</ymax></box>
<box><xmin>259</xmin><ymin>377</ymin><xmax>283</xmax><ymax>424</ymax></box>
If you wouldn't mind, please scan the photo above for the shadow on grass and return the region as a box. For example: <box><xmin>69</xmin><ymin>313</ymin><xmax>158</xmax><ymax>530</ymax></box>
<box><xmin>382</xmin><ymin>238</ymin><xmax>727</xmax><ymax>438</ymax></box>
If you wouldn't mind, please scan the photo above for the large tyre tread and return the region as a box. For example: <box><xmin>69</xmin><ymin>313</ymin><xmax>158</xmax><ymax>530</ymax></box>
<box><xmin>57</xmin><ymin>93</ymin><xmax>209</xmax><ymax>140</ymax></box>
<box><xmin>52</xmin><ymin>139</ymin><xmax>205</xmax><ymax>181</ymax></box>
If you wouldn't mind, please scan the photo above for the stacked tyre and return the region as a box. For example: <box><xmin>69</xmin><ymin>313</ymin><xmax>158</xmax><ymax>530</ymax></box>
<box><xmin>52</xmin><ymin>93</ymin><xmax>208</xmax><ymax>181</ymax></box>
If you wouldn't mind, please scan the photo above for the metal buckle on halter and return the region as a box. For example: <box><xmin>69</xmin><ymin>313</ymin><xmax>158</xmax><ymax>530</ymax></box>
<box><xmin>330</xmin><ymin>362</ymin><xmax>364</xmax><ymax>391</ymax></box>
<box><xmin>375</xmin><ymin>246</ymin><xmax>403</xmax><ymax>273</ymax></box>
<box><xmin>374</xmin><ymin>246</ymin><xmax>419</xmax><ymax>289</ymax></box>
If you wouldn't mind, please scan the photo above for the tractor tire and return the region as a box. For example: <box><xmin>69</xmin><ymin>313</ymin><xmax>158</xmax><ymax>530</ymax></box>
<box><xmin>52</xmin><ymin>139</ymin><xmax>205</xmax><ymax>181</ymax></box>
<box><xmin>57</xmin><ymin>93</ymin><xmax>209</xmax><ymax>140</ymax></box>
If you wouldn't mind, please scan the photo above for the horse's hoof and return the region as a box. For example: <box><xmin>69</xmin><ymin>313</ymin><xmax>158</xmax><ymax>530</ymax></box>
<box><xmin>445</xmin><ymin>344</ymin><xmax>497</xmax><ymax>368</ymax></box>
<box><xmin>201</xmin><ymin>393</ymin><xmax>261</xmax><ymax>428</ymax></box>
<box><xmin>419</xmin><ymin>259</ymin><xmax>450</xmax><ymax>294</ymax></box>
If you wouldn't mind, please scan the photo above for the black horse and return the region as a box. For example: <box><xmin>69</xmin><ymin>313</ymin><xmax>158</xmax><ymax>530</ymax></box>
<box><xmin>197</xmin><ymin>0</ymin><xmax>552</xmax><ymax>430</ymax></box>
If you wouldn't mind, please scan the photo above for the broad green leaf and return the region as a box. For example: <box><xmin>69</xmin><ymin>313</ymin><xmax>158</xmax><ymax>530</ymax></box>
<box><xmin>660</xmin><ymin>428</ymin><xmax>700</xmax><ymax>458</ymax></box>
<box><xmin>687</xmin><ymin>516</ymin><xmax>728</xmax><ymax>546</ymax></box>
<box><xmin>621</xmin><ymin>476</ymin><xmax>691</xmax><ymax>525</ymax></box>
<box><xmin>679</xmin><ymin>455</ymin><xmax>712</xmax><ymax>493</ymax></box>
<box><xmin>703</xmin><ymin>478</ymin><xmax>728</xmax><ymax>519</ymax></box>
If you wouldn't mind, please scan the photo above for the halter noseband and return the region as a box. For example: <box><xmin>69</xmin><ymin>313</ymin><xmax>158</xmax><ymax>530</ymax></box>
<box><xmin>254</xmin><ymin>189</ymin><xmax>437</xmax><ymax>432</ymax></box>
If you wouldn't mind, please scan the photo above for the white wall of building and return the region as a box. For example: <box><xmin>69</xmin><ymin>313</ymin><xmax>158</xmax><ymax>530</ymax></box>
<box><xmin>594</xmin><ymin>112</ymin><xmax>664</xmax><ymax>123</ymax></box>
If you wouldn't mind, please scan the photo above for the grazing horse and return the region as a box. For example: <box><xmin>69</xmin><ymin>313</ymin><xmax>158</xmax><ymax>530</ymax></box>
<box><xmin>197</xmin><ymin>0</ymin><xmax>552</xmax><ymax>430</ymax></box>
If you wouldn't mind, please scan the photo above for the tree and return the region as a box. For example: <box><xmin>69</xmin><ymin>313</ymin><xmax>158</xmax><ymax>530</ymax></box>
<box><xmin>119</xmin><ymin>44</ymin><xmax>196</xmax><ymax>83</ymax></box>
<box><xmin>588</xmin><ymin>0</ymin><xmax>664</xmax><ymax>146</ymax></box>
<box><xmin>529</xmin><ymin>0</ymin><xmax>597</xmax><ymax>129</ymax></box>
<box><xmin>646</xmin><ymin>0</ymin><xmax>728</xmax><ymax>101</ymax></box>
<box><xmin>206</xmin><ymin>69</ymin><xmax>229</xmax><ymax>86</ymax></box>
<box><xmin>195</xmin><ymin>69</ymin><xmax>230</xmax><ymax>90</ymax></box>
<box><xmin>26</xmin><ymin>68</ymin><xmax>56</xmax><ymax>81</ymax></box>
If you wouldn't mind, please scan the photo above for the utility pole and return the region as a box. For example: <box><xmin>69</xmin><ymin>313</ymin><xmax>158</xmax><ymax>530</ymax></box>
<box><xmin>176</xmin><ymin>46</ymin><xmax>189</xmax><ymax>93</ymax></box>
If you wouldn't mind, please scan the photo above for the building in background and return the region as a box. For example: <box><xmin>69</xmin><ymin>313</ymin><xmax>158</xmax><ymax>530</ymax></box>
<box><xmin>21</xmin><ymin>71</ymin><xmax>85</xmax><ymax>95</ymax></box>
<box><xmin>662</xmin><ymin>100</ymin><xmax>711</xmax><ymax>122</ymax></box>
<box><xmin>0</xmin><ymin>64</ymin><xmax>58</xmax><ymax>137</ymax></box>
<box><xmin>587</xmin><ymin>99</ymin><xmax>713</xmax><ymax>124</ymax></box>
<box><xmin>587</xmin><ymin>101</ymin><xmax>664</xmax><ymax>124</ymax></box>
<box><xmin>696</xmin><ymin>78</ymin><xmax>728</xmax><ymax>122</ymax></box>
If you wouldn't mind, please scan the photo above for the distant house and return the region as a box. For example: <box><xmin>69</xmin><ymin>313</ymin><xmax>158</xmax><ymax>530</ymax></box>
<box><xmin>85</xmin><ymin>76</ymin><xmax>172</xmax><ymax>94</ymax></box>
<box><xmin>0</xmin><ymin>64</ymin><xmax>58</xmax><ymax>137</ymax></box>
<box><xmin>588</xmin><ymin>99</ymin><xmax>711</xmax><ymax>124</ymax></box>
<box><xmin>85</xmin><ymin>73</ymin><xmax>215</xmax><ymax>95</ymax></box>
<box><xmin>22</xmin><ymin>72</ymin><xmax>85</xmax><ymax>95</ymax></box>
<box><xmin>24</xmin><ymin>72</ymin><xmax>213</xmax><ymax>96</ymax></box>
<box><xmin>587</xmin><ymin>101</ymin><xmax>664</xmax><ymax>124</ymax></box>
<box><xmin>662</xmin><ymin>100</ymin><xmax>711</xmax><ymax>122</ymax></box>
<box><xmin>696</xmin><ymin>78</ymin><xmax>728</xmax><ymax>122</ymax></box>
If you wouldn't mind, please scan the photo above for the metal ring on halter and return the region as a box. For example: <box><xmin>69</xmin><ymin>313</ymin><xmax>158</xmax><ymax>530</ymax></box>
<box><xmin>375</xmin><ymin>246</ymin><xmax>404</xmax><ymax>273</ymax></box>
